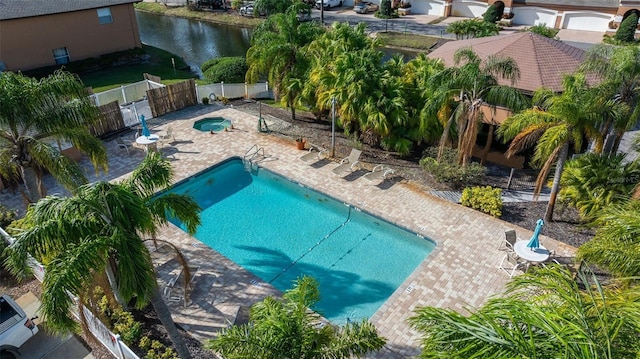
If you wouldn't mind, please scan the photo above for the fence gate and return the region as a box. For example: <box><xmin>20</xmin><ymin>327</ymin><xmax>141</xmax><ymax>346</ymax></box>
<box><xmin>91</xmin><ymin>101</ymin><xmax>125</xmax><ymax>137</ymax></box>
<box><xmin>147</xmin><ymin>79</ymin><xmax>197</xmax><ymax>118</ymax></box>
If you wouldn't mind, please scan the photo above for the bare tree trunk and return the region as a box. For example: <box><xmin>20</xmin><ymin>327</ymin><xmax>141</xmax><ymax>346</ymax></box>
<box><xmin>19</xmin><ymin>165</ymin><xmax>41</xmax><ymax>203</ymax></box>
<box><xmin>289</xmin><ymin>98</ymin><xmax>296</xmax><ymax>121</ymax></box>
<box><xmin>480</xmin><ymin>124</ymin><xmax>494</xmax><ymax>165</ymax></box>
<box><xmin>105</xmin><ymin>259</ymin><xmax>127</xmax><ymax>309</ymax></box>
<box><xmin>545</xmin><ymin>142</ymin><xmax>569</xmax><ymax>222</ymax></box>
<box><xmin>437</xmin><ymin>112</ymin><xmax>456</xmax><ymax>161</ymax></box>
<box><xmin>150</xmin><ymin>287</ymin><xmax>192</xmax><ymax>359</ymax></box>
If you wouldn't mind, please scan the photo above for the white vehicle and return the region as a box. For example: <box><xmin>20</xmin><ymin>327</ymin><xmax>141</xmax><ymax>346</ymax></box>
<box><xmin>316</xmin><ymin>0</ymin><xmax>342</xmax><ymax>9</ymax></box>
<box><xmin>0</xmin><ymin>295</ymin><xmax>39</xmax><ymax>357</ymax></box>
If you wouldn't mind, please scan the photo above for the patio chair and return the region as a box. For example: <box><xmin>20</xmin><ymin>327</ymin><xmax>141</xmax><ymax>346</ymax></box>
<box><xmin>332</xmin><ymin>149</ymin><xmax>362</xmax><ymax>175</ymax></box>
<box><xmin>498</xmin><ymin>230</ymin><xmax>518</xmax><ymax>252</ymax></box>
<box><xmin>363</xmin><ymin>164</ymin><xmax>395</xmax><ymax>183</ymax></box>
<box><xmin>300</xmin><ymin>145</ymin><xmax>327</xmax><ymax>163</ymax></box>
<box><xmin>115</xmin><ymin>136</ymin><xmax>133</xmax><ymax>155</ymax></box>
<box><xmin>498</xmin><ymin>251</ymin><xmax>527</xmax><ymax>277</ymax></box>
<box><xmin>160</xmin><ymin>126</ymin><xmax>175</xmax><ymax>144</ymax></box>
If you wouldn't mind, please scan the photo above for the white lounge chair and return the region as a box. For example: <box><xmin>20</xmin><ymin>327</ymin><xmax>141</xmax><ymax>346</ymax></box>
<box><xmin>332</xmin><ymin>149</ymin><xmax>362</xmax><ymax>175</ymax></box>
<box><xmin>363</xmin><ymin>164</ymin><xmax>395</xmax><ymax>183</ymax></box>
<box><xmin>300</xmin><ymin>146</ymin><xmax>327</xmax><ymax>163</ymax></box>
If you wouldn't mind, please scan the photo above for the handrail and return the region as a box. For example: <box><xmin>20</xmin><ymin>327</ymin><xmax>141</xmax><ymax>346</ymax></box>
<box><xmin>244</xmin><ymin>144</ymin><xmax>259</xmax><ymax>161</ymax></box>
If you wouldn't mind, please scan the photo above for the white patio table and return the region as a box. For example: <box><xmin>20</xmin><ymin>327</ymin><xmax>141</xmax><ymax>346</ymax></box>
<box><xmin>136</xmin><ymin>134</ymin><xmax>159</xmax><ymax>153</ymax></box>
<box><xmin>513</xmin><ymin>240</ymin><xmax>550</xmax><ymax>265</ymax></box>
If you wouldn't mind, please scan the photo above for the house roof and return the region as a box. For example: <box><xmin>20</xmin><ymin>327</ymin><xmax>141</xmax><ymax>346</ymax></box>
<box><xmin>513</xmin><ymin>0</ymin><xmax>619</xmax><ymax>9</ymax></box>
<box><xmin>0</xmin><ymin>0</ymin><xmax>140</xmax><ymax>21</ymax></box>
<box><xmin>427</xmin><ymin>32</ymin><xmax>588</xmax><ymax>94</ymax></box>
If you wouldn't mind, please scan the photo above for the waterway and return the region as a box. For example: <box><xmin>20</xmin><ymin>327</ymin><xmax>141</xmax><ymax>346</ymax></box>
<box><xmin>135</xmin><ymin>11</ymin><xmax>418</xmax><ymax>75</ymax></box>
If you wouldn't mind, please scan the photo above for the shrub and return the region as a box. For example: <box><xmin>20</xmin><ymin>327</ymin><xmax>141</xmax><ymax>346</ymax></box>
<box><xmin>202</xmin><ymin>97</ymin><xmax>210</xmax><ymax>104</ymax></box>
<box><xmin>111</xmin><ymin>309</ymin><xmax>142</xmax><ymax>346</ymax></box>
<box><xmin>0</xmin><ymin>205</ymin><xmax>17</xmax><ymax>228</ymax></box>
<box><xmin>615</xmin><ymin>12</ymin><xmax>638</xmax><ymax>43</ymax></box>
<box><xmin>526</xmin><ymin>23</ymin><xmax>559</xmax><ymax>39</ymax></box>
<box><xmin>201</xmin><ymin>57</ymin><xmax>248</xmax><ymax>83</ymax></box>
<box><xmin>378</xmin><ymin>0</ymin><xmax>393</xmax><ymax>18</ymax></box>
<box><xmin>419</xmin><ymin>147</ymin><xmax>486</xmax><ymax>189</ymax></box>
<box><xmin>483</xmin><ymin>4</ymin><xmax>501</xmax><ymax>23</ymax></box>
<box><xmin>141</xmin><ymin>337</ymin><xmax>179</xmax><ymax>359</ymax></box>
<box><xmin>461</xmin><ymin>186</ymin><xmax>503</xmax><ymax>217</ymax></box>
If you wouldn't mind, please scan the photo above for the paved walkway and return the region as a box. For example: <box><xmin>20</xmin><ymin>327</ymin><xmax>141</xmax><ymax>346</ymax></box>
<box><xmin>0</xmin><ymin>105</ymin><xmax>577</xmax><ymax>358</ymax></box>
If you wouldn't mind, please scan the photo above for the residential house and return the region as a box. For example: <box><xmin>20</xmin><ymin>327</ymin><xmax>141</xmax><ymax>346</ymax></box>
<box><xmin>403</xmin><ymin>0</ymin><xmax>639</xmax><ymax>34</ymax></box>
<box><xmin>0</xmin><ymin>0</ymin><xmax>142</xmax><ymax>72</ymax></box>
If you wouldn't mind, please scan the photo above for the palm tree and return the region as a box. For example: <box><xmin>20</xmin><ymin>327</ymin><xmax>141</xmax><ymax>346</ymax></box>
<box><xmin>0</xmin><ymin>70</ymin><xmax>108</xmax><ymax>203</ymax></box>
<box><xmin>425</xmin><ymin>48</ymin><xmax>529</xmax><ymax>165</ymax></box>
<box><xmin>245</xmin><ymin>6</ymin><xmax>324</xmax><ymax>120</ymax></box>
<box><xmin>578</xmin><ymin>200</ymin><xmax>640</xmax><ymax>277</ymax></box>
<box><xmin>409</xmin><ymin>266</ymin><xmax>640</xmax><ymax>358</ymax></box>
<box><xmin>207</xmin><ymin>276</ymin><xmax>386</xmax><ymax>358</ymax></box>
<box><xmin>5</xmin><ymin>152</ymin><xmax>201</xmax><ymax>359</ymax></box>
<box><xmin>580</xmin><ymin>44</ymin><xmax>640</xmax><ymax>155</ymax></box>
<box><xmin>558</xmin><ymin>153</ymin><xmax>640</xmax><ymax>222</ymax></box>
<box><xmin>497</xmin><ymin>74</ymin><xmax>605</xmax><ymax>221</ymax></box>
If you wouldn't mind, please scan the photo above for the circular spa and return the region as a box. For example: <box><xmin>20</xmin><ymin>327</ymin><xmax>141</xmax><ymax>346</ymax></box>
<box><xmin>193</xmin><ymin>117</ymin><xmax>232</xmax><ymax>132</ymax></box>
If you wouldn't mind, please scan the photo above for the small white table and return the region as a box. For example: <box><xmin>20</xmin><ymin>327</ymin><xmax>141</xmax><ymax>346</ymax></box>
<box><xmin>136</xmin><ymin>134</ymin><xmax>159</xmax><ymax>152</ymax></box>
<box><xmin>513</xmin><ymin>240</ymin><xmax>550</xmax><ymax>264</ymax></box>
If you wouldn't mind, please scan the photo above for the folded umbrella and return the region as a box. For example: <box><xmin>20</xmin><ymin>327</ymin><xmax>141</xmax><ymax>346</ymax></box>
<box><xmin>140</xmin><ymin>114</ymin><xmax>151</xmax><ymax>137</ymax></box>
<box><xmin>527</xmin><ymin>218</ymin><xmax>544</xmax><ymax>250</ymax></box>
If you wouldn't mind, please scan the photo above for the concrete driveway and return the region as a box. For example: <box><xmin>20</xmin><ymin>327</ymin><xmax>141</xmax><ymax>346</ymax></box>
<box><xmin>12</xmin><ymin>292</ymin><xmax>94</xmax><ymax>359</ymax></box>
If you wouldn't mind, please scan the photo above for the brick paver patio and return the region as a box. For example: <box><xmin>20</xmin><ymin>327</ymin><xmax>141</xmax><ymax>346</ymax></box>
<box><xmin>0</xmin><ymin>105</ymin><xmax>576</xmax><ymax>358</ymax></box>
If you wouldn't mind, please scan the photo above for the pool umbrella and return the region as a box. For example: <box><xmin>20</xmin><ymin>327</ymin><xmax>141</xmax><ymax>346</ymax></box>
<box><xmin>140</xmin><ymin>114</ymin><xmax>151</xmax><ymax>137</ymax></box>
<box><xmin>527</xmin><ymin>219</ymin><xmax>544</xmax><ymax>250</ymax></box>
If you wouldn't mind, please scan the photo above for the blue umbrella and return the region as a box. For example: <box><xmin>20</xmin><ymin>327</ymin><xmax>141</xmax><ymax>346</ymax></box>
<box><xmin>527</xmin><ymin>219</ymin><xmax>544</xmax><ymax>250</ymax></box>
<box><xmin>140</xmin><ymin>114</ymin><xmax>151</xmax><ymax>137</ymax></box>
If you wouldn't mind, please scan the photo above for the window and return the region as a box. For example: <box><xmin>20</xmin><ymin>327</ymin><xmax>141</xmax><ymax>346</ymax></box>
<box><xmin>97</xmin><ymin>8</ymin><xmax>112</xmax><ymax>24</ymax></box>
<box><xmin>52</xmin><ymin>47</ymin><xmax>70</xmax><ymax>65</ymax></box>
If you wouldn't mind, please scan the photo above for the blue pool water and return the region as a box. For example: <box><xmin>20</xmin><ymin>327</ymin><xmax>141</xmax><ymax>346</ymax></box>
<box><xmin>167</xmin><ymin>158</ymin><xmax>435</xmax><ymax>323</ymax></box>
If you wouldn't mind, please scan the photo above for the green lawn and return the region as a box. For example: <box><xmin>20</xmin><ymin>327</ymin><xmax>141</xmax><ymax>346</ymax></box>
<box><xmin>375</xmin><ymin>32</ymin><xmax>440</xmax><ymax>50</ymax></box>
<box><xmin>135</xmin><ymin>2</ymin><xmax>262</xmax><ymax>28</ymax></box>
<box><xmin>80</xmin><ymin>45</ymin><xmax>203</xmax><ymax>92</ymax></box>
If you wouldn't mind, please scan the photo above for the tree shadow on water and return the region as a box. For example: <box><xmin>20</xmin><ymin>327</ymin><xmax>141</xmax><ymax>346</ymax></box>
<box><xmin>235</xmin><ymin>244</ymin><xmax>395</xmax><ymax>322</ymax></box>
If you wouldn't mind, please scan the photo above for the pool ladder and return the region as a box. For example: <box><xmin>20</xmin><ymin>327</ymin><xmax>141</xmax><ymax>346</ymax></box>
<box><xmin>244</xmin><ymin>144</ymin><xmax>264</xmax><ymax>173</ymax></box>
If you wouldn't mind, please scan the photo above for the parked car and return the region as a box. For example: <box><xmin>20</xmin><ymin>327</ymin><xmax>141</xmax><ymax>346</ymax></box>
<box><xmin>197</xmin><ymin>0</ymin><xmax>224</xmax><ymax>9</ymax></box>
<box><xmin>353</xmin><ymin>1</ymin><xmax>379</xmax><ymax>14</ymax></box>
<box><xmin>315</xmin><ymin>0</ymin><xmax>342</xmax><ymax>9</ymax></box>
<box><xmin>297</xmin><ymin>9</ymin><xmax>312</xmax><ymax>22</ymax></box>
<box><xmin>0</xmin><ymin>295</ymin><xmax>39</xmax><ymax>357</ymax></box>
<box><xmin>239</xmin><ymin>4</ymin><xmax>266</xmax><ymax>16</ymax></box>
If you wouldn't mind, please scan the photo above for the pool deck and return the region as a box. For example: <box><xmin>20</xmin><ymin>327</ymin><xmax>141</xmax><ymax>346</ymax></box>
<box><xmin>1</xmin><ymin>105</ymin><xmax>576</xmax><ymax>358</ymax></box>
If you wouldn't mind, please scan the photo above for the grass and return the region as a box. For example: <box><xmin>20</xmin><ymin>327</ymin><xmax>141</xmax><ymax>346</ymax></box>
<box><xmin>80</xmin><ymin>45</ymin><xmax>205</xmax><ymax>92</ymax></box>
<box><xmin>375</xmin><ymin>32</ymin><xmax>440</xmax><ymax>50</ymax></box>
<box><xmin>135</xmin><ymin>2</ymin><xmax>263</xmax><ymax>28</ymax></box>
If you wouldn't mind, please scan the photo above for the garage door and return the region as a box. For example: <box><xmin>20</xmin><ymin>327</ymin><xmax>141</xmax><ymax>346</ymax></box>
<box><xmin>512</xmin><ymin>7</ymin><xmax>557</xmax><ymax>27</ymax></box>
<box><xmin>562</xmin><ymin>11</ymin><xmax>612</xmax><ymax>31</ymax></box>
<box><xmin>451</xmin><ymin>0</ymin><xmax>487</xmax><ymax>18</ymax></box>
<box><xmin>412</xmin><ymin>0</ymin><xmax>445</xmax><ymax>16</ymax></box>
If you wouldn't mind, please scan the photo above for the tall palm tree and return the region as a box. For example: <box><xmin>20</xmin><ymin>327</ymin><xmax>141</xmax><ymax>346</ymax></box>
<box><xmin>580</xmin><ymin>44</ymin><xmax>640</xmax><ymax>155</ymax></box>
<box><xmin>245</xmin><ymin>6</ymin><xmax>324</xmax><ymax>120</ymax></box>
<box><xmin>0</xmin><ymin>70</ymin><xmax>108</xmax><ymax>203</ymax></box>
<box><xmin>497</xmin><ymin>74</ymin><xmax>605</xmax><ymax>221</ymax></box>
<box><xmin>425</xmin><ymin>48</ymin><xmax>529</xmax><ymax>165</ymax></box>
<box><xmin>207</xmin><ymin>276</ymin><xmax>386</xmax><ymax>358</ymax></box>
<box><xmin>409</xmin><ymin>266</ymin><xmax>640</xmax><ymax>358</ymax></box>
<box><xmin>5</xmin><ymin>152</ymin><xmax>201</xmax><ymax>359</ymax></box>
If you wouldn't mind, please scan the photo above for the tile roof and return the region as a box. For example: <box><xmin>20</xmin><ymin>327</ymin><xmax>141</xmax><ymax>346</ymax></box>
<box><xmin>0</xmin><ymin>0</ymin><xmax>140</xmax><ymax>21</ymax></box>
<box><xmin>427</xmin><ymin>32</ymin><xmax>588</xmax><ymax>93</ymax></box>
<box><xmin>513</xmin><ymin>0</ymin><xmax>619</xmax><ymax>9</ymax></box>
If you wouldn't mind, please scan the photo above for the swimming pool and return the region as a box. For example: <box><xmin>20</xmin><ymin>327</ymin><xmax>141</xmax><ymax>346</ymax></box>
<box><xmin>167</xmin><ymin>158</ymin><xmax>435</xmax><ymax>323</ymax></box>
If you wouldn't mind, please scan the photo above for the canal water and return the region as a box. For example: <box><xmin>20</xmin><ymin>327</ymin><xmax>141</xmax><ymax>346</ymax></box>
<box><xmin>135</xmin><ymin>11</ymin><xmax>418</xmax><ymax>75</ymax></box>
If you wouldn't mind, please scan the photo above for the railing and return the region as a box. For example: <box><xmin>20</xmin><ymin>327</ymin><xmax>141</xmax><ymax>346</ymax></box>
<box><xmin>0</xmin><ymin>227</ymin><xmax>141</xmax><ymax>359</ymax></box>
<box><xmin>196</xmin><ymin>82</ymin><xmax>272</xmax><ymax>102</ymax></box>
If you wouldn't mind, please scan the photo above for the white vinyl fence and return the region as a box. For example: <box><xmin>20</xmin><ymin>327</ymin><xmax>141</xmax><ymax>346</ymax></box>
<box><xmin>196</xmin><ymin>82</ymin><xmax>272</xmax><ymax>102</ymax></box>
<box><xmin>0</xmin><ymin>227</ymin><xmax>141</xmax><ymax>359</ymax></box>
<box><xmin>89</xmin><ymin>80</ymin><xmax>164</xmax><ymax>107</ymax></box>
